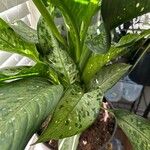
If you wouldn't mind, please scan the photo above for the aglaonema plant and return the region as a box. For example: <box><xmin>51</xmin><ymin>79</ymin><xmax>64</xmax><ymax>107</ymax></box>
<box><xmin>0</xmin><ymin>0</ymin><xmax>150</xmax><ymax>149</ymax></box>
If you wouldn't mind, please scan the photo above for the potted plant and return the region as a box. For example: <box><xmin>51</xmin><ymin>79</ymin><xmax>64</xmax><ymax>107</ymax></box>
<box><xmin>0</xmin><ymin>0</ymin><xmax>150</xmax><ymax>150</ymax></box>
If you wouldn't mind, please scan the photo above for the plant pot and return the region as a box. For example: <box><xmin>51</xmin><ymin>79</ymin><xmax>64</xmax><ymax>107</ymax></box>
<box><xmin>129</xmin><ymin>52</ymin><xmax>150</xmax><ymax>86</ymax></box>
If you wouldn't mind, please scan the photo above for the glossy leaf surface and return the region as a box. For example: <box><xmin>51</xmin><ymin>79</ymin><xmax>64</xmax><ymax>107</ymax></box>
<box><xmin>0</xmin><ymin>18</ymin><xmax>39</xmax><ymax>62</ymax></box>
<box><xmin>86</xmin><ymin>24</ymin><xmax>109</xmax><ymax>54</ymax></box>
<box><xmin>114</xmin><ymin>109</ymin><xmax>150</xmax><ymax>150</ymax></box>
<box><xmin>38</xmin><ymin>85</ymin><xmax>103</xmax><ymax>142</ymax></box>
<box><xmin>88</xmin><ymin>63</ymin><xmax>130</xmax><ymax>93</ymax></box>
<box><xmin>37</xmin><ymin>16</ymin><xmax>53</xmax><ymax>56</ymax></box>
<box><xmin>48</xmin><ymin>35</ymin><xmax>79</xmax><ymax>85</ymax></box>
<box><xmin>48</xmin><ymin>0</ymin><xmax>101</xmax><ymax>61</ymax></box>
<box><xmin>82</xmin><ymin>46</ymin><xmax>126</xmax><ymax>83</ymax></box>
<box><xmin>101</xmin><ymin>0</ymin><xmax>150</xmax><ymax>30</ymax></box>
<box><xmin>0</xmin><ymin>63</ymin><xmax>48</xmax><ymax>82</ymax></box>
<box><xmin>116</xmin><ymin>30</ymin><xmax>150</xmax><ymax>48</ymax></box>
<box><xmin>11</xmin><ymin>20</ymin><xmax>38</xmax><ymax>44</ymax></box>
<box><xmin>0</xmin><ymin>78</ymin><xmax>63</xmax><ymax>150</ymax></box>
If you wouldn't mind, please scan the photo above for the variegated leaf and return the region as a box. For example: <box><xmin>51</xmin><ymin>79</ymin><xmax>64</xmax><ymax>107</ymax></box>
<box><xmin>88</xmin><ymin>63</ymin><xmax>131</xmax><ymax>93</ymax></box>
<box><xmin>11</xmin><ymin>20</ymin><xmax>38</xmax><ymax>44</ymax></box>
<box><xmin>37</xmin><ymin>85</ymin><xmax>103</xmax><ymax>142</ymax></box>
<box><xmin>0</xmin><ymin>63</ymin><xmax>48</xmax><ymax>82</ymax></box>
<box><xmin>0</xmin><ymin>18</ymin><xmax>39</xmax><ymax>62</ymax></box>
<box><xmin>48</xmin><ymin>34</ymin><xmax>79</xmax><ymax>85</ymax></box>
<box><xmin>114</xmin><ymin>109</ymin><xmax>150</xmax><ymax>150</ymax></box>
<box><xmin>0</xmin><ymin>78</ymin><xmax>63</xmax><ymax>150</ymax></box>
<box><xmin>37</xmin><ymin>17</ymin><xmax>53</xmax><ymax>56</ymax></box>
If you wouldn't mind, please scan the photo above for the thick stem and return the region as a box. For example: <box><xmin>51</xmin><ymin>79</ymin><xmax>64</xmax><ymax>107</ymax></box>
<box><xmin>32</xmin><ymin>0</ymin><xmax>66</xmax><ymax>46</ymax></box>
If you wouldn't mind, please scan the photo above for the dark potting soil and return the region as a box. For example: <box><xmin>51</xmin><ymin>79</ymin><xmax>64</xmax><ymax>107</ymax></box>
<box><xmin>46</xmin><ymin>112</ymin><xmax>115</xmax><ymax>150</ymax></box>
<box><xmin>77</xmin><ymin>112</ymin><xmax>115</xmax><ymax>150</ymax></box>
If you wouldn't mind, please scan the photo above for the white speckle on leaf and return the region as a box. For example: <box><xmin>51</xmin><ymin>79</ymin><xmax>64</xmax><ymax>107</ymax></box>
<box><xmin>69</xmin><ymin>127</ymin><xmax>72</xmax><ymax>130</ymax></box>
<box><xmin>96</xmin><ymin>79</ymin><xmax>99</xmax><ymax>84</ymax></box>
<box><xmin>141</xmin><ymin>7</ymin><xmax>144</xmax><ymax>12</ymax></box>
<box><xmin>17</xmin><ymin>97</ymin><xmax>24</xmax><ymax>100</ymax></box>
<box><xmin>136</xmin><ymin>3</ymin><xmax>140</xmax><ymax>8</ymax></box>
<box><xmin>11</xmin><ymin>117</ymin><xmax>15</xmax><ymax>121</ymax></box>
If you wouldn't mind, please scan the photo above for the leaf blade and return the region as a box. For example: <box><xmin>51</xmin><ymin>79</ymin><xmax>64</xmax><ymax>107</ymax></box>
<box><xmin>0</xmin><ymin>78</ymin><xmax>63</xmax><ymax>150</ymax></box>
<box><xmin>0</xmin><ymin>18</ymin><xmax>39</xmax><ymax>62</ymax></box>
<box><xmin>0</xmin><ymin>63</ymin><xmax>48</xmax><ymax>82</ymax></box>
<box><xmin>11</xmin><ymin>20</ymin><xmax>38</xmax><ymax>44</ymax></box>
<box><xmin>82</xmin><ymin>46</ymin><xmax>126</xmax><ymax>83</ymax></box>
<box><xmin>114</xmin><ymin>109</ymin><xmax>150</xmax><ymax>150</ymax></box>
<box><xmin>88</xmin><ymin>63</ymin><xmax>131</xmax><ymax>93</ymax></box>
<box><xmin>101</xmin><ymin>0</ymin><xmax>150</xmax><ymax>30</ymax></box>
<box><xmin>48</xmin><ymin>35</ymin><xmax>79</xmax><ymax>86</ymax></box>
<box><xmin>37</xmin><ymin>85</ymin><xmax>103</xmax><ymax>142</ymax></box>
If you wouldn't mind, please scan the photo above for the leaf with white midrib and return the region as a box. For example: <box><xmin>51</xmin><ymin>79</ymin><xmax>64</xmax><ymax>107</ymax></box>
<box><xmin>0</xmin><ymin>77</ymin><xmax>63</xmax><ymax>150</ymax></box>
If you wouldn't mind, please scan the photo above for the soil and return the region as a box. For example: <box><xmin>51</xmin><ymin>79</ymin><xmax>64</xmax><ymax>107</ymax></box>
<box><xmin>46</xmin><ymin>111</ymin><xmax>115</xmax><ymax>150</ymax></box>
<box><xmin>77</xmin><ymin>112</ymin><xmax>115</xmax><ymax>150</ymax></box>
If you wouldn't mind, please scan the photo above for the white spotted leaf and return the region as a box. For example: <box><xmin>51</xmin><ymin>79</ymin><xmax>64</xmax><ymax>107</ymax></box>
<box><xmin>0</xmin><ymin>18</ymin><xmax>39</xmax><ymax>62</ymax></box>
<box><xmin>0</xmin><ymin>78</ymin><xmax>63</xmax><ymax>150</ymax></box>
<box><xmin>37</xmin><ymin>85</ymin><xmax>103</xmax><ymax>142</ymax></box>
<box><xmin>101</xmin><ymin>0</ymin><xmax>150</xmax><ymax>31</ymax></box>
<box><xmin>88</xmin><ymin>63</ymin><xmax>131</xmax><ymax>93</ymax></box>
<box><xmin>114</xmin><ymin>109</ymin><xmax>150</xmax><ymax>150</ymax></box>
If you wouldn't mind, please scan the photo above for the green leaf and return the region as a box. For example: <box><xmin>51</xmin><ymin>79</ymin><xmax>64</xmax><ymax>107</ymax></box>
<box><xmin>101</xmin><ymin>0</ymin><xmax>150</xmax><ymax>31</ymax></box>
<box><xmin>33</xmin><ymin>0</ymin><xmax>66</xmax><ymax>46</ymax></box>
<box><xmin>37</xmin><ymin>16</ymin><xmax>53</xmax><ymax>56</ymax></box>
<box><xmin>101</xmin><ymin>0</ymin><xmax>150</xmax><ymax>49</ymax></box>
<box><xmin>0</xmin><ymin>18</ymin><xmax>39</xmax><ymax>62</ymax></box>
<box><xmin>48</xmin><ymin>34</ymin><xmax>79</xmax><ymax>85</ymax></box>
<box><xmin>48</xmin><ymin>0</ymin><xmax>101</xmax><ymax>61</ymax></box>
<box><xmin>86</xmin><ymin>23</ymin><xmax>109</xmax><ymax>54</ymax></box>
<box><xmin>82</xmin><ymin>46</ymin><xmax>126</xmax><ymax>83</ymax></box>
<box><xmin>116</xmin><ymin>34</ymin><xmax>141</xmax><ymax>48</ymax></box>
<box><xmin>0</xmin><ymin>63</ymin><xmax>48</xmax><ymax>82</ymax></box>
<box><xmin>0</xmin><ymin>77</ymin><xmax>63</xmax><ymax>150</ymax></box>
<box><xmin>11</xmin><ymin>20</ymin><xmax>38</xmax><ymax>44</ymax></box>
<box><xmin>116</xmin><ymin>29</ymin><xmax>150</xmax><ymax>48</ymax></box>
<box><xmin>37</xmin><ymin>85</ymin><xmax>103</xmax><ymax>142</ymax></box>
<box><xmin>58</xmin><ymin>134</ymin><xmax>80</xmax><ymax>150</ymax></box>
<box><xmin>88</xmin><ymin>63</ymin><xmax>131</xmax><ymax>93</ymax></box>
<box><xmin>114</xmin><ymin>109</ymin><xmax>150</xmax><ymax>150</ymax></box>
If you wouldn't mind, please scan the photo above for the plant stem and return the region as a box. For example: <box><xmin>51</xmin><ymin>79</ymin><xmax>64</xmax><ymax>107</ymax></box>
<box><xmin>79</xmin><ymin>46</ymin><xmax>91</xmax><ymax>71</ymax></box>
<box><xmin>32</xmin><ymin>0</ymin><xmax>66</xmax><ymax>46</ymax></box>
<box><xmin>129</xmin><ymin>43</ymin><xmax>150</xmax><ymax>74</ymax></box>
